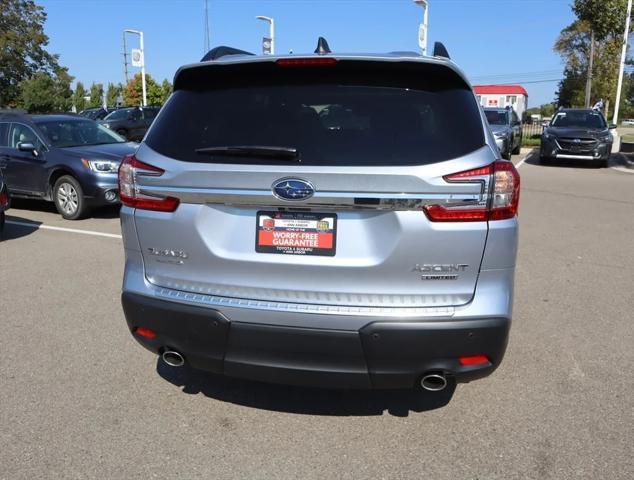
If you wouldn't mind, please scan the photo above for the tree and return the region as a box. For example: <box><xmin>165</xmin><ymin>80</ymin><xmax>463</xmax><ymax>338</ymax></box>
<box><xmin>106</xmin><ymin>82</ymin><xmax>123</xmax><ymax>107</ymax></box>
<box><xmin>88</xmin><ymin>82</ymin><xmax>104</xmax><ymax>108</ymax></box>
<box><xmin>573</xmin><ymin>0</ymin><xmax>628</xmax><ymax>41</ymax></box>
<box><xmin>19</xmin><ymin>67</ymin><xmax>73</xmax><ymax>113</ymax></box>
<box><xmin>0</xmin><ymin>0</ymin><xmax>63</xmax><ymax>107</ymax></box>
<box><xmin>123</xmin><ymin>73</ymin><xmax>171</xmax><ymax>106</ymax></box>
<box><xmin>73</xmin><ymin>81</ymin><xmax>87</xmax><ymax>112</ymax></box>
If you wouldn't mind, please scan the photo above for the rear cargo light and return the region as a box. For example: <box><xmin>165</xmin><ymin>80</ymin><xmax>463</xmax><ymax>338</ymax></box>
<box><xmin>0</xmin><ymin>190</ymin><xmax>8</xmax><ymax>208</ymax></box>
<box><xmin>118</xmin><ymin>154</ymin><xmax>179</xmax><ymax>212</ymax></box>
<box><xmin>423</xmin><ymin>160</ymin><xmax>519</xmax><ymax>222</ymax></box>
<box><xmin>459</xmin><ymin>354</ymin><xmax>490</xmax><ymax>366</ymax></box>
<box><xmin>134</xmin><ymin>327</ymin><xmax>157</xmax><ymax>339</ymax></box>
<box><xmin>276</xmin><ymin>57</ymin><xmax>338</xmax><ymax>67</ymax></box>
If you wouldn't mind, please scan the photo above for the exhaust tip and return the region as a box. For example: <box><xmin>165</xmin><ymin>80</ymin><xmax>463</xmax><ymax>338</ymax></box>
<box><xmin>420</xmin><ymin>373</ymin><xmax>447</xmax><ymax>392</ymax></box>
<box><xmin>162</xmin><ymin>350</ymin><xmax>185</xmax><ymax>367</ymax></box>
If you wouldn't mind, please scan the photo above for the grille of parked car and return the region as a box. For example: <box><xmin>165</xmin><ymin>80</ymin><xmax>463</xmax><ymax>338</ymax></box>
<box><xmin>556</xmin><ymin>137</ymin><xmax>597</xmax><ymax>153</ymax></box>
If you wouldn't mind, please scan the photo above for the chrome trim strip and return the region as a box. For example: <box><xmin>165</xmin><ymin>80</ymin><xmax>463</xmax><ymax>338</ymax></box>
<box><xmin>151</xmin><ymin>285</ymin><xmax>456</xmax><ymax>318</ymax></box>
<box><xmin>556</xmin><ymin>154</ymin><xmax>595</xmax><ymax>160</ymax></box>
<box><xmin>138</xmin><ymin>186</ymin><xmax>485</xmax><ymax>211</ymax></box>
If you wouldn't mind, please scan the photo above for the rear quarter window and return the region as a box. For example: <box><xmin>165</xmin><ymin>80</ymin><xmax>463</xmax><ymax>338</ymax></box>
<box><xmin>146</xmin><ymin>62</ymin><xmax>484</xmax><ymax>166</ymax></box>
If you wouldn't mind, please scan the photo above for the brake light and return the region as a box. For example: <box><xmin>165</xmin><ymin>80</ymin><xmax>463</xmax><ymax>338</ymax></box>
<box><xmin>118</xmin><ymin>155</ymin><xmax>179</xmax><ymax>212</ymax></box>
<box><xmin>423</xmin><ymin>160</ymin><xmax>519</xmax><ymax>222</ymax></box>
<box><xmin>0</xmin><ymin>190</ymin><xmax>8</xmax><ymax>208</ymax></box>
<box><xmin>276</xmin><ymin>57</ymin><xmax>338</xmax><ymax>67</ymax></box>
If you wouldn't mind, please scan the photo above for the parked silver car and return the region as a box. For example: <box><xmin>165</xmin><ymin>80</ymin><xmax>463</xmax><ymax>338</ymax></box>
<box><xmin>483</xmin><ymin>107</ymin><xmax>522</xmax><ymax>159</ymax></box>
<box><xmin>119</xmin><ymin>43</ymin><xmax>520</xmax><ymax>392</ymax></box>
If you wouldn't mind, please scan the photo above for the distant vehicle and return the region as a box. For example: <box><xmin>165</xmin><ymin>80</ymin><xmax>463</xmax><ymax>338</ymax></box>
<box><xmin>621</xmin><ymin>119</ymin><xmax>634</xmax><ymax>126</ymax></box>
<box><xmin>78</xmin><ymin>107</ymin><xmax>116</xmax><ymax>121</ymax></box>
<box><xmin>541</xmin><ymin>118</ymin><xmax>552</xmax><ymax>127</ymax></box>
<box><xmin>483</xmin><ymin>107</ymin><xmax>522</xmax><ymax>159</ymax></box>
<box><xmin>540</xmin><ymin>108</ymin><xmax>614</xmax><ymax>167</ymax></box>
<box><xmin>0</xmin><ymin>112</ymin><xmax>137</xmax><ymax>219</ymax></box>
<box><xmin>99</xmin><ymin>106</ymin><xmax>160</xmax><ymax>141</ymax></box>
<box><xmin>0</xmin><ymin>170</ymin><xmax>8</xmax><ymax>234</ymax></box>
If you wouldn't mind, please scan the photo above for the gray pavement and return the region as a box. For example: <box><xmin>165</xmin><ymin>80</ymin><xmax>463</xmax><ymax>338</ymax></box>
<box><xmin>1</xmin><ymin>153</ymin><xmax>633</xmax><ymax>479</ymax></box>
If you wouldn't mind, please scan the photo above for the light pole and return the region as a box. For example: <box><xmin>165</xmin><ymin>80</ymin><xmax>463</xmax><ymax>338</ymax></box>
<box><xmin>413</xmin><ymin>0</ymin><xmax>429</xmax><ymax>55</ymax></box>
<box><xmin>613</xmin><ymin>0</ymin><xmax>632</xmax><ymax>125</ymax></box>
<box><xmin>124</xmin><ymin>29</ymin><xmax>147</xmax><ymax>106</ymax></box>
<box><xmin>256</xmin><ymin>16</ymin><xmax>275</xmax><ymax>55</ymax></box>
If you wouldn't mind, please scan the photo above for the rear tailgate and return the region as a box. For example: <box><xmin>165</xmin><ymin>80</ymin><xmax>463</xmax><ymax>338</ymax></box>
<box><xmin>133</xmin><ymin>57</ymin><xmax>494</xmax><ymax>308</ymax></box>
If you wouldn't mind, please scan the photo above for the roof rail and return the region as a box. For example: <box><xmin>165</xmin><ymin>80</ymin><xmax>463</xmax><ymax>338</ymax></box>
<box><xmin>201</xmin><ymin>46</ymin><xmax>255</xmax><ymax>62</ymax></box>
<box><xmin>432</xmin><ymin>42</ymin><xmax>450</xmax><ymax>59</ymax></box>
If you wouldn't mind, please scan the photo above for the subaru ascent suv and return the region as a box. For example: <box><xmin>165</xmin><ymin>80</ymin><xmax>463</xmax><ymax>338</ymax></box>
<box><xmin>120</xmin><ymin>41</ymin><xmax>520</xmax><ymax>392</ymax></box>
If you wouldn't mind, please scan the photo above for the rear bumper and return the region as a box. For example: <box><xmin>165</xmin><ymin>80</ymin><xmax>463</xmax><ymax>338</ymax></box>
<box><xmin>122</xmin><ymin>291</ymin><xmax>510</xmax><ymax>389</ymax></box>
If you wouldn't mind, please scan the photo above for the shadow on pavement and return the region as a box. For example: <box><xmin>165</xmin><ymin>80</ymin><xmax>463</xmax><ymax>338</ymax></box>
<box><xmin>156</xmin><ymin>360</ymin><xmax>456</xmax><ymax>417</ymax></box>
<box><xmin>8</xmin><ymin>198</ymin><xmax>120</xmax><ymax>219</ymax></box>
<box><xmin>0</xmin><ymin>215</ymin><xmax>42</xmax><ymax>241</ymax></box>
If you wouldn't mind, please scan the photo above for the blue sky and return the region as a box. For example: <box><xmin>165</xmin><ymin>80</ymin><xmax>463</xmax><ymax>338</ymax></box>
<box><xmin>40</xmin><ymin>0</ymin><xmax>576</xmax><ymax>107</ymax></box>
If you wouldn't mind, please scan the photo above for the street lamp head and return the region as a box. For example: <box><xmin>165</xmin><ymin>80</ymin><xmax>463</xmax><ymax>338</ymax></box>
<box><xmin>413</xmin><ymin>0</ymin><xmax>428</xmax><ymax>6</ymax></box>
<box><xmin>256</xmin><ymin>16</ymin><xmax>273</xmax><ymax>24</ymax></box>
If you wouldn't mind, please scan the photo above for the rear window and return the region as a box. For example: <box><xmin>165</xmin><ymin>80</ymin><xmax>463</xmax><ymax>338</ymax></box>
<box><xmin>146</xmin><ymin>63</ymin><xmax>484</xmax><ymax>166</ymax></box>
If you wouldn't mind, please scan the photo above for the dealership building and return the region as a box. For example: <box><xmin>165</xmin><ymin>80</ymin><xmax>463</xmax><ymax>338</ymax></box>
<box><xmin>474</xmin><ymin>85</ymin><xmax>528</xmax><ymax>120</ymax></box>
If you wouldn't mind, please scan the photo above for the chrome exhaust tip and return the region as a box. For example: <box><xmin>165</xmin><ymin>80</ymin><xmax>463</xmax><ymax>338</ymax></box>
<box><xmin>420</xmin><ymin>373</ymin><xmax>447</xmax><ymax>392</ymax></box>
<box><xmin>162</xmin><ymin>350</ymin><xmax>185</xmax><ymax>367</ymax></box>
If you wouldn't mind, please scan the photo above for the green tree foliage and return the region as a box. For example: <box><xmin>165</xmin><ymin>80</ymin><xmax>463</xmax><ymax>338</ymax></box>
<box><xmin>88</xmin><ymin>82</ymin><xmax>104</xmax><ymax>108</ymax></box>
<box><xmin>106</xmin><ymin>82</ymin><xmax>123</xmax><ymax>107</ymax></box>
<box><xmin>123</xmin><ymin>73</ymin><xmax>172</xmax><ymax>106</ymax></box>
<box><xmin>0</xmin><ymin>0</ymin><xmax>63</xmax><ymax>107</ymax></box>
<box><xmin>72</xmin><ymin>81</ymin><xmax>87</xmax><ymax>112</ymax></box>
<box><xmin>19</xmin><ymin>68</ymin><xmax>73</xmax><ymax>113</ymax></box>
<box><xmin>573</xmin><ymin>0</ymin><xmax>629</xmax><ymax>40</ymax></box>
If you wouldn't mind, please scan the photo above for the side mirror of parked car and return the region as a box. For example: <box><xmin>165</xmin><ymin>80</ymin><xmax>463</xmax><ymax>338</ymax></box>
<box><xmin>608</xmin><ymin>124</ymin><xmax>617</xmax><ymax>129</ymax></box>
<box><xmin>17</xmin><ymin>142</ymin><xmax>39</xmax><ymax>156</ymax></box>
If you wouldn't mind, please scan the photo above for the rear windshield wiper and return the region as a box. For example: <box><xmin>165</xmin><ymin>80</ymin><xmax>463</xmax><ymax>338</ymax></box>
<box><xmin>195</xmin><ymin>145</ymin><xmax>300</xmax><ymax>161</ymax></box>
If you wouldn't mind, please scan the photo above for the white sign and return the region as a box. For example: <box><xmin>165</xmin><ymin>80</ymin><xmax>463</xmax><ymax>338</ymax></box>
<box><xmin>131</xmin><ymin>49</ymin><xmax>144</xmax><ymax>67</ymax></box>
<box><xmin>418</xmin><ymin>23</ymin><xmax>427</xmax><ymax>50</ymax></box>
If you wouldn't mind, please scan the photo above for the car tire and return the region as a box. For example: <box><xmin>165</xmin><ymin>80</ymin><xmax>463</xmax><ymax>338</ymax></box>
<box><xmin>512</xmin><ymin>137</ymin><xmax>521</xmax><ymax>155</ymax></box>
<box><xmin>539</xmin><ymin>154</ymin><xmax>551</xmax><ymax>165</ymax></box>
<box><xmin>53</xmin><ymin>175</ymin><xmax>90</xmax><ymax>220</ymax></box>
<box><xmin>116</xmin><ymin>128</ymin><xmax>128</xmax><ymax>139</ymax></box>
<box><xmin>0</xmin><ymin>211</ymin><xmax>4</xmax><ymax>237</ymax></box>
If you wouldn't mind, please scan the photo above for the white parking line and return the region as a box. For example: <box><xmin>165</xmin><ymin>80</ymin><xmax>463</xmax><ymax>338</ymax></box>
<box><xmin>514</xmin><ymin>150</ymin><xmax>534</xmax><ymax>169</ymax></box>
<box><xmin>5</xmin><ymin>220</ymin><xmax>122</xmax><ymax>239</ymax></box>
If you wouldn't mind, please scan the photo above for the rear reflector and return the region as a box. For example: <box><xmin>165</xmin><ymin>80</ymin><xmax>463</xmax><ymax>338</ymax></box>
<box><xmin>118</xmin><ymin>154</ymin><xmax>179</xmax><ymax>212</ymax></box>
<box><xmin>423</xmin><ymin>160</ymin><xmax>520</xmax><ymax>222</ymax></box>
<box><xmin>134</xmin><ymin>327</ymin><xmax>157</xmax><ymax>339</ymax></box>
<box><xmin>276</xmin><ymin>57</ymin><xmax>338</xmax><ymax>67</ymax></box>
<box><xmin>0</xmin><ymin>190</ymin><xmax>8</xmax><ymax>208</ymax></box>
<box><xmin>459</xmin><ymin>354</ymin><xmax>490</xmax><ymax>366</ymax></box>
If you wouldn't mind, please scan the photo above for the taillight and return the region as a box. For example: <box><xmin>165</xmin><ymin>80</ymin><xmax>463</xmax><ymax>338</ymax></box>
<box><xmin>0</xmin><ymin>189</ymin><xmax>8</xmax><ymax>208</ymax></box>
<box><xmin>118</xmin><ymin>155</ymin><xmax>179</xmax><ymax>212</ymax></box>
<box><xmin>276</xmin><ymin>57</ymin><xmax>338</xmax><ymax>67</ymax></box>
<box><xmin>423</xmin><ymin>160</ymin><xmax>519</xmax><ymax>222</ymax></box>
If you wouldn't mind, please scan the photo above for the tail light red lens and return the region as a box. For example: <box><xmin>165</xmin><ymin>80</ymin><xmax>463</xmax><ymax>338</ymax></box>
<box><xmin>424</xmin><ymin>160</ymin><xmax>519</xmax><ymax>222</ymax></box>
<box><xmin>118</xmin><ymin>155</ymin><xmax>179</xmax><ymax>212</ymax></box>
<box><xmin>0</xmin><ymin>190</ymin><xmax>8</xmax><ymax>208</ymax></box>
<box><xmin>134</xmin><ymin>327</ymin><xmax>157</xmax><ymax>339</ymax></box>
<box><xmin>276</xmin><ymin>57</ymin><xmax>338</xmax><ymax>67</ymax></box>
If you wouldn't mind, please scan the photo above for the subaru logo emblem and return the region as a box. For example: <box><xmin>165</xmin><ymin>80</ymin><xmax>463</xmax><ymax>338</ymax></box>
<box><xmin>573</xmin><ymin>138</ymin><xmax>581</xmax><ymax>144</ymax></box>
<box><xmin>272</xmin><ymin>178</ymin><xmax>315</xmax><ymax>201</ymax></box>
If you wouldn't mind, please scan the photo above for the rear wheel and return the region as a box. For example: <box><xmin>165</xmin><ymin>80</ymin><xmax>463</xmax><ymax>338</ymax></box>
<box><xmin>540</xmin><ymin>154</ymin><xmax>552</xmax><ymax>165</ymax></box>
<box><xmin>53</xmin><ymin>175</ymin><xmax>89</xmax><ymax>220</ymax></box>
<box><xmin>512</xmin><ymin>136</ymin><xmax>521</xmax><ymax>154</ymax></box>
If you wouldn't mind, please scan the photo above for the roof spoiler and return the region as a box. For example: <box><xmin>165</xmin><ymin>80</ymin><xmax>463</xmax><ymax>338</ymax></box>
<box><xmin>201</xmin><ymin>46</ymin><xmax>255</xmax><ymax>62</ymax></box>
<box><xmin>432</xmin><ymin>42</ymin><xmax>450</xmax><ymax>59</ymax></box>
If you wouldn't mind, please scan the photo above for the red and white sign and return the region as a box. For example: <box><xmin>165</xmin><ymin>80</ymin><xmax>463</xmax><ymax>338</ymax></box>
<box><xmin>256</xmin><ymin>212</ymin><xmax>336</xmax><ymax>256</ymax></box>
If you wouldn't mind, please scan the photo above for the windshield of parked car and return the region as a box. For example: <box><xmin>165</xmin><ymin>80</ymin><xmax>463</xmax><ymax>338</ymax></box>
<box><xmin>35</xmin><ymin>119</ymin><xmax>126</xmax><ymax>147</ymax></box>
<box><xmin>80</xmin><ymin>109</ymin><xmax>101</xmax><ymax>120</ymax></box>
<box><xmin>484</xmin><ymin>110</ymin><xmax>508</xmax><ymax>125</ymax></box>
<box><xmin>551</xmin><ymin>111</ymin><xmax>606</xmax><ymax>129</ymax></box>
<box><xmin>103</xmin><ymin>109</ymin><xmax>133</xmax><ymax>121</ymax></box>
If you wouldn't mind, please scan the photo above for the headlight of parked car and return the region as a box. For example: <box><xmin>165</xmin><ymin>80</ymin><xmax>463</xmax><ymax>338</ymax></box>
<box><xmin>81</xmin><ymin>159</ymin><xmax>119</xmax><ymax>173</ymax></box>
<box><xmin>598</xmin><ymin>133</ymin><xmax>611</xmax><ymax>142</ymax></box>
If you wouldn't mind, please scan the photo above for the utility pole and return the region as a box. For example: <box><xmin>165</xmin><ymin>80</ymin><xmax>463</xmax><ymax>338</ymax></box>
<box><xmin>122</xmin><ymin>32</ymin><xmax>129</xmax><ymax>84</ymax></box>
<box><xmin>584</xmin><ymin>30</ymin><xmax>595</xmax><ymax>108</ymax></box>
<box><xmin>613</xmin><ymin>0</ymin><xmax>633</xmax><ymax>125</ymax></box>
<box><xmin>256</xmin><ymin>16</ymin><xmax>274</xmax><ymax>55</ymax></box>
<box><xmin>204</xmin><ymin>0</ymin><xmax>210</xmax><ymax>54</ymax></box>
<box><xmin>413</xmin><ymin>0</ymin><xmax>429</xmax><ymax>55</ymax></box>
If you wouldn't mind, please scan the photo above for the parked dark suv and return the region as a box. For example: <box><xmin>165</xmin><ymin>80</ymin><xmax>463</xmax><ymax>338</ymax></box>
<box><xmin>99</xmin><ymin>106</ymin><xmax>160</xmax><ymax>141</ymax></box>
<box><xmin>0</xmin><ymin>112</ymin><xmax>137</xmax><ymax>219</ymax></box>
<box><xmin>540</xmin><ymin>108</ymin><xmax>614</xmax><ymax>167</ymax></box>
<box><xmin>79</xmin><ymin>107</ymin><xmax>116</xmax><ymax>121</ymax></box>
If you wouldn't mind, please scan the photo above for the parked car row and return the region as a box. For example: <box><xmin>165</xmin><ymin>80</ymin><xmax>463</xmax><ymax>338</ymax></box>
<box><xmin>78</xmin><ymin>106</ymin><xmax>160</xmax><ymax>141</ymax></box>
<box><xmin>0</xmin><ymin>111</ymin><xmax>137</xmax><ymax>219</ymax></box>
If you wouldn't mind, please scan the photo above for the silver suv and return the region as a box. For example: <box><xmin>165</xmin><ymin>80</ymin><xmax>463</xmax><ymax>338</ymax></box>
<box><xmin>119</xmin><ymin>44</ymin><xmax>520</xmax><ymax>392</ymax></box>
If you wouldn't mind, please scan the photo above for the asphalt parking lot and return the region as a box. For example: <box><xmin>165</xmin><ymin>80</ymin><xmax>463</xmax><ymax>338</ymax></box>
<box><xmin>1</xmin><ymin>152</ymin><xmax>633</xmax><ymax>480</ymax></box>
